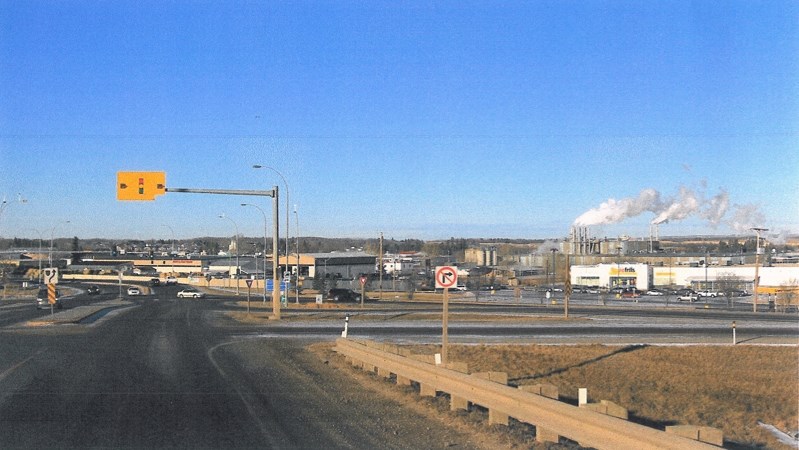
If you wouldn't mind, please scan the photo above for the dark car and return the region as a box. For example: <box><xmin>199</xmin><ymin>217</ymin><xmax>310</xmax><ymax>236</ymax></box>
<box><xmin>327</xmin><ymin>288</ymin><xmax>361</xmax><ymax>302</ymax></box>
<box><xmin>36</xmin><ymin>287</ymin><xmax>62</xmax><ymax>310</ymax></box>
<box><xmin>621</xmin><ymin>289</ymin><xmax>641</xmax><ymax>299</ymax></box>
<box><xmin>150</xmin><ymin>278</ymin><xmax>161</xmax><ymax>286</ymax></box>
<box><xmin>86</xmin><ymin>285</ymin><xmax>101</xmax><ymax>295</ymax></box>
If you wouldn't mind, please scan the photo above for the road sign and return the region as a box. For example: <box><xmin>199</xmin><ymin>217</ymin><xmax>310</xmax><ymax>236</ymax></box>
<box><xmin>43</xmin><ymin>268</ymin><xmax>59</xmax><ymax>285</ymax></box>
<box><xmin>359</xmin><ymin>275</ymin><xmax>368</xmax><ymax>286</ymax></box>
<box><xmin>245</xmin><ymin>279</ymin><xmax>253</xmax><ymax>288</ymax></box>
<box><xmin>117</xmin><ymin>171</ymin><xmax>166</xmax><ymax>201</ymax></box>
<box><xmin>265</xmin><ymin>280</ymin><xmax>290</xmax><ymax>291</ymax></box>
<box><xmin>47</xmin><ymin>284</ymin><xmax>56</xmax><ymax>304</ymax></box>
<box><xmin>435</xmin><ymin>266</ymin><xmax>458</xmax><ymax>289</ymax></box>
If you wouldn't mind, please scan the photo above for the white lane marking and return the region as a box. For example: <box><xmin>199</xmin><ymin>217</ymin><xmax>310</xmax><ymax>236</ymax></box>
<box><xmin>0</xmin><ymin>348</ymin><xmax>46</xmax><ymax>383</ymax></box>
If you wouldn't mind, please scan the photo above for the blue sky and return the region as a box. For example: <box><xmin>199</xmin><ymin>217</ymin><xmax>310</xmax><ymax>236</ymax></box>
<box><xmin>1</xmin><ymin>1</ymin><xmax>797</xmax><ymax>242</ymax></box>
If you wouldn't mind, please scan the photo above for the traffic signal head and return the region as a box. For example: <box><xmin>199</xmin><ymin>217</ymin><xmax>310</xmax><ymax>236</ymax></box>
<box><xmin>117</xmin><ymin>171</ymin><xmax>166</xmax><ymax>201</ymax></box>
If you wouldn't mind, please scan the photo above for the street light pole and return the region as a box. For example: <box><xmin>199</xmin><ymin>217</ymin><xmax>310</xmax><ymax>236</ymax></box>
<box><xmin>294</xmin><ymin>204</ymin><xmax>300</xmax><ymax>304</ymax></box>
<box><xmin>242</xmin><ymin>203</ymin><xmax>269</xmax><ymax>302</ymax></box>
<box><xmin>751</xmin><ymin>227</ymin><xmax>768</xmax><ymax>312</ymax></box>
<box><xmin>219</xmin><ymin>214</ymin><xmax>240</xmax><ymax>295</ymax></box>
<box><xmin>253</xmin><ymin>165</ymin><xmax>290</xmax><ymax>273</ymax></box>
<box><xmin>550</xmin><ymin>248</ymin><xmax>558</xmax><ymax>293</ymax></box>
<box><xmin>49</xmin><ymin>221</ymin><xmax>70</xmax><ymax>267</ymax></box>
<box><xmin>161</xmin><ymin>224</ymin><xmax>175</xmax><ymax>275</ymax></box>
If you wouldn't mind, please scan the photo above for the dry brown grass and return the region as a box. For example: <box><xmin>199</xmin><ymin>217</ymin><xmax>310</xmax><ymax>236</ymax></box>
<box><xmin>400</xmin><ymin>344</ymin><xmax>798</xmax><ymax>449</ymax></box>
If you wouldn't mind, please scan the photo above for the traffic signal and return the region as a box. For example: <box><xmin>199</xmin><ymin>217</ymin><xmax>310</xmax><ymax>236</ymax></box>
<box><xmin>117</xmin><ymin>172</ymin><xmax>166</xmax><ymax>201</ymax></box>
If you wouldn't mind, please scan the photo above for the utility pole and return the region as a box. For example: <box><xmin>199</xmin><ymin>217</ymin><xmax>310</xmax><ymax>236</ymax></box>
<box><xmin>379</xmin><ymin>232</ymin><xmax>383</xmax><ymax>301</ymax></box>
<box><xmin>564</xmin><ymin>253</ymin><xmax>570</xmax><ymax>319</ymax></box>
<box><xmin>751</xmin><ymin>227</ymin><xmax>768</xmax><ymax>312</ymax></box>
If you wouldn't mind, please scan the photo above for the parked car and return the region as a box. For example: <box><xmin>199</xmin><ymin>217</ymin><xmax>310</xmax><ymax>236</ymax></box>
<box><xmin>586</xmin><ymin>287</ymin><xmax>602</xmax><ymax>294</ymax></box>
<box><xmin>327</xmin><ymin>288</ymin><xmax>361</xmax><ymax>302</ymax></box>
<box><xmin>677</xmin><ymin>292</ymin><xmax>698</xmax><ymax>302</ymax></box>
<box><xmin>621</xmin><ymin>289</ymin><xmax>641</xmax><ymax>299</ymax></box>
<box><xmin>645</xmin><ymin>289</ymin><xmax>665</xmax><ymax>296</ymax></box>
<box><xmin>127</xmin><ymin>286</ymin><xmax>142</xmax><ymax>296</ymax></box>
<box><xmin>35</xmin><ymin>287</ymin><xmax>62</xmax><ymax>309</ymax></box>
<box><xmin>698</xmin><ymin>290</ymin><xmax>720</xmax><ymax>298</ymax></box>
<box><xmin>86</xmin><ymin>285</ymin><xmax>101</xmax><ymax>295</ymax></box>
<box><xmin>177</xmin><ymin>288</ymin><xmax>205</xmax><ymax>299</ymax></box>
<box><xmin>165</xmin><ymin>276</ymin><xmax>178</xmax><ymax>285</ymax></box>
<box><xmin>149</xmin><ymin>278</ymin><xmax>161</xmax><ymax>286</ymax></box>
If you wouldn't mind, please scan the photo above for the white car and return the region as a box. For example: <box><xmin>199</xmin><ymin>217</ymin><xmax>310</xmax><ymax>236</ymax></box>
<box><xmin>165</xmin><ymin>276</ymin><xmax>178</xmax><ymax>285</ymax></box>
<box><xmin>127</xmin><ymin>286</ymin><xmax>142</xmax><ymax>296</ymax></box>
<box><xmin>177</xmin><ymin>288</ymin><xmax>205</xmax><ymax>299</ymax></box>
<box><xmin>646</xmin><ymin>289</ymin><xmax>665</xmax><ymax>296</ymax></box>
<box><xmin>677</xmin><ymin>293</ymin><xmax>698</xmax><ymax>302</ymax></box>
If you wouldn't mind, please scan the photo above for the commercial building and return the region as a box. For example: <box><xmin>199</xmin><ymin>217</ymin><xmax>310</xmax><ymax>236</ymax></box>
<box><xmin>571</xmin><ymin>263</ymin><xmax>799</xmax><ymax>292</ymax></box>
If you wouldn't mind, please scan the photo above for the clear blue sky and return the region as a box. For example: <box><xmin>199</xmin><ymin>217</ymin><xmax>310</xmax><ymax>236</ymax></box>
<box><xmin>1</xmin><ymin>1</ymin><xmax>797</xmax><ymax>242</ymax></box>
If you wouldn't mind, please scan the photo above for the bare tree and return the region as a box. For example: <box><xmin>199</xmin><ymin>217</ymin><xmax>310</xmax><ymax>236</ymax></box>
<box><xmin>777</xmin><ymin>278</ymin><xmax>799</xmax><ymax>313</ymax></box>
<box><xmin>716</xmin><ymin>272</ymin><xmax>745</xmax><ymax>308</ymax></box>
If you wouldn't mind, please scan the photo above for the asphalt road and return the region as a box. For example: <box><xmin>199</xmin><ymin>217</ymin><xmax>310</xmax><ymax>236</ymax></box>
<box><xmin>1</xmin><ymin>283</ymin><xmax>796</xmax><ymax>449</ymax></box>
<box><xmin>0</xmin><ymin>285</ymin><xmax>483</xmax><ymax>449</ymax></box>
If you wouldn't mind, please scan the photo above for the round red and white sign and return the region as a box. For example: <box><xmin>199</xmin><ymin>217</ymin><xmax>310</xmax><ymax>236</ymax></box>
<box><xmin>435</xmin><ymin>266</ymin><xmax>458</xmax><ymax>289</ymax></box>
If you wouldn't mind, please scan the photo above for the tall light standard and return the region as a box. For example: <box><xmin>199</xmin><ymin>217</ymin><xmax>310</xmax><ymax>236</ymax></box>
<box><xmin>253</xmin><ymin>165</ymin><xmax>290</xmax><ymax>273</ymax></box>
<box><xmin>49</xmin><ymin>220</ymin><xmax>70</xmax><ymax>267</ymax></box>
<box><xmin>294</xmin><ymin>204</ymin><xmax>300</xmax><ymax>304</ymax></box>
<box><xmin>161</xmin><ymin>224</ymin><xmax>176</xmax><ymax>275</ymax></box>
<box><xmin>241</xmin><ymin>203</ymin><xmax>268</xmax><ymax>302</ymax></box>
<box><xmin>219</xmin><ymin>214</ymin><xmax>240</xmax><ymax>295</ymax></box>
<box><xmin>550</xmin><ymin>248</ymin><xmax>558</xmax><ymax>293</ymax></box>
<box><xmin>28</xmin><ymin>228</ymin><xmax>44</xmax><ymax>284</ymax></box>
<box><xmin>751</xmin><ymin>227</ymin><xmax>768</xmax><ymax>312</ymax></box>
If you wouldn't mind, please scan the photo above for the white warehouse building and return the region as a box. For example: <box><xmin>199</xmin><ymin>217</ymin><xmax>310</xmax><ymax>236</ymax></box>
<box><xmin>572</xmin><ymin>263</ymin><xmax>799</xmax><ymax>292</ymax></box>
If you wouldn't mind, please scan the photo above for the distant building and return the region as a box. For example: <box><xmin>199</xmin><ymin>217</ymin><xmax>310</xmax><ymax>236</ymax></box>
<box><xmin>465</xmin><ymin>247</ymin><xmax>497</xmax><ymax>266</ymax></box>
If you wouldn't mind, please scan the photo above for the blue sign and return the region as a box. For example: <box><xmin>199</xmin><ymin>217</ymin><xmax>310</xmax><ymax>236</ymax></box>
<box><xmin>265</xmin><ymin>280</ymin><xmax>291</xmax><ymax>291</ymax></box>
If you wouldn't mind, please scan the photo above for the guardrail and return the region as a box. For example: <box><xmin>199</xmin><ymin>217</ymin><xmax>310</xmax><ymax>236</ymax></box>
<box><xmin>334</xmin><ymin>338</ymin><xmax>722</xmax><ymax>449</ymax></box>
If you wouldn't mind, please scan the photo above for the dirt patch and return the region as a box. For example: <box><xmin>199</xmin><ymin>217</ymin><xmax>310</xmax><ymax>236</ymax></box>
<box><xmin>315</xmin><ymin>342</ymin><xmax>798</xmax><ymax>450</ymax></box>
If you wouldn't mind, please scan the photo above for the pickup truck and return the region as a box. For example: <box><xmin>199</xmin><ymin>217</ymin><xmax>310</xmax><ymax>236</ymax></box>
<box><xmin>698</xmin><ymin>290</ymin><xmax>721</xmax><ymax>298</ymax></box>
<box><xmin>677</xmin><ymin>292</ymin><xmax>698</xmax><ymax>302</ymax></box>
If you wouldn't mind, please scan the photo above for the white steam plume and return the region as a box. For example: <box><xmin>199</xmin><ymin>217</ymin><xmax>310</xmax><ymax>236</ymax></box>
<box><xmin>574</xmin><ymin>185</ymin><xmax>764</xmax><ymax>231</ymax></box>
<box><xmin>651</xmin><ymin>187</ymin><xmax>700</xmax><ymax>225</ymax></box>
<box><xmin>573</xmin><ymin>189</ymin><xmax>661</xmax><ymax>226</ymax></box>
<box><xmin>701</xmin><ymin>189</ymin><xmax>730</xmax><ymax>227</ymax></box>
<box><xmin>728</xmin><ymin>203</ymin><xmax>766</xmax><ymax>233</ymax></box>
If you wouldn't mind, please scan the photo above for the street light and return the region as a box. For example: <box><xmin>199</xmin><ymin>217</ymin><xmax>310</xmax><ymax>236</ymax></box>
<box><xmin>294</xmin><ymin>204</ymin><xmax>300</xmax><ymax>304</ymax></box>
<box><xmin>28</xmin><ymin>228</ymin><xmax>44</xmax><ymax>284</ymax></box>
<box><xmin>751</xmin><ymin>227</ymin><xmax>769</xmax><ymax>312</ymax></box>
<box><xmin>219</xmin><ymin>214</ymin><xmax>240</xmax><ymax>295</ymax></box>
<box><xmin>49</xmin><ymin>220</ymin><xmax>71</xmax><ymax>267</ymax></box>
<box><xmin>252</xmin><ymin>165</ymin><xmax>290</xmax><ymax>271</ymax></box>
<box><xmin>550</xmin><ymin>248</ymin><xmax>558</xmax><ymax>293</ymax></box>
<box><xmin>241</xmin><ymin>203</ymin><xmax>268</xmax><ymax>302</ymax></box>
<box><xmin>161</xmin><ymin>224</ymin><xmax>175</xmax><ymax>275</ymax></box>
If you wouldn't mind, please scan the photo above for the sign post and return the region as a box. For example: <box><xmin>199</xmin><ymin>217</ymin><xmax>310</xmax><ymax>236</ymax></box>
<box><xmin>42</xmin><ymin>268</ymin><xmax>60</xmax><ymax>315</ymax></box>
<box><xmin>245</xmin><ymin>278</ymin><xmax>254</xmax><ymax>314</ymax></box>
<box><xmin>435</xmin><ymin>266</ymin><xmax>458</xmax><ymax>365</ymax></box>
<box><xmin>359</xmin><ymin>275</ymin><xmax>367</xmax><ymax>309</ymax></box>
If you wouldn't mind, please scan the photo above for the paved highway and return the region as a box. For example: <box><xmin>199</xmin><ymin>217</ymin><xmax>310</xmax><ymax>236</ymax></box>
<box><xmin>0</xmin><ymin>282</ymin><xmax>796</xmax><ymax>448</ymax></box>
<box><xmin>0</xmin><ymin>284</ymin><xmax>483</xmax><ymax>449</ymax></box>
